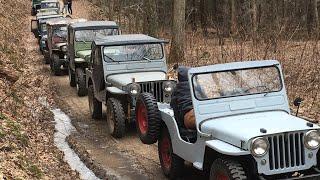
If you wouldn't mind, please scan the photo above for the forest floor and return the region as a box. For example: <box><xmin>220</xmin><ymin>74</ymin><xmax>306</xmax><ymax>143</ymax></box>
<box><xmin>0</xmin><ymin>0</ymin><xmax>79</xmax><ymax>179</ymax></box>
<box><xmin>1</xmin><ymin>0</ymin><xmax>319</xmax><ymax>179</ymax></box>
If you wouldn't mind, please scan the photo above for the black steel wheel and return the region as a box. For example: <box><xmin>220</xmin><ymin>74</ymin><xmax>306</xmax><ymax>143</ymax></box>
<box><xmin>88</xmin><ymin>85</ymin><xmax>102</xmax><ymax>119</ymax></box>
<box><xmin>68</xmin><ymin>67</ymin><xmax>76</xmax><ymax>87</ymax></box>
<box><xmin>106</xmin><ymin>98</ymin><xmax>126</xmax><ymax>138</ymax></box>
<box><xmin>52</xmin><ymin>54</ymin><xmax>61</xmax><ymax>76</ymax></box>
<box><xmin>76</xmin><ymin>68</ymin><xmax>87</xmax><ymax>96</ymax></box>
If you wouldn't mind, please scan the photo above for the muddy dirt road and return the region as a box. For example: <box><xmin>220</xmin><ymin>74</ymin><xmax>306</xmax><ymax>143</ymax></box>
<box><xmin>50</xmin><ymin>71</ymin><xmax>205</xmax><ymax>179</ymax></box>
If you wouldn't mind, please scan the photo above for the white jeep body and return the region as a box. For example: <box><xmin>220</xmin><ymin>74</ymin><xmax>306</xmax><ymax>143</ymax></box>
<box><xmin>158</xmin><ymin>60</ymin><xmax>320</xmax><ymax>178</ymax></box>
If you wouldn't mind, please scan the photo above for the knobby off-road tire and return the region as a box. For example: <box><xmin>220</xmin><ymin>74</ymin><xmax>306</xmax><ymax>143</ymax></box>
<box><xmin>44</xmin><ymin>52</ymin><xmax>50</xmax><ymax>64</ymax></box>
<box><xmin>158</xmin><ymin>127</ymin><xmax>184</xmax><ymax>179</ymax></box>
<box><xmin>52</xmin><ymin>54</ymin><xmax>61</xmax><ymax>76</ymax></box>
<box><xmin>88</xmin><ymin>85</ymin><xmax>102</xmax><ymax>119</ymax></box>
<box><xmin>76</xmin><ymin>68</ymin><xmax>87</xmax><ymax>96</ymax></box>
<box><xmin>106</xmin><ymin>98</ymin><xmax>126</xmax><ymax>138</ymax></box>
<box><xmin>68</xmin><ymin>67</ymin><xmax>76</xmax><ymax>87</ymax></box>
<box><xmin>210</xmin><ymin>158</ymin><xmax>247</xmax><ymax>180</ymax></box>
<box><xmin>135</xmin><ymin>93</ymin><xmax>161</xmax><ymax>144</ymax></box>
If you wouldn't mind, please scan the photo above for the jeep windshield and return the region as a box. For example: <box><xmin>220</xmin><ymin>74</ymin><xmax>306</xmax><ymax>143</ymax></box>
<box><xmin>75</xmin><ymin>29</ymin><xmax>118</xmax><ymax>42</ymax></box>
<box><xmin>103</xmin><ymin>43</ymin><xmax>163</xmax><ymax>62</ymax></box>
<box><xmin>52</xmin><ymin>26</ymin><xmax>67</xmax><ymax>43</ymax></box>
<box><xmin>192</xmin><ymin>66</ymin><xmax>282</xmax><ymax>100</ymax></box>
<box><xmin>41</xmin><ymin>2</ymin><xmax>58</xmax><ymax>8</ymax></box>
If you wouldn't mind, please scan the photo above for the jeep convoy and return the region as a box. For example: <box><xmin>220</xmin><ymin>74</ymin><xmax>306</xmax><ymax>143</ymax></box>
<box><xmin>30</xmin><ymin>2</ymin><xmax>320</xmax><ymax>179</ymax></box>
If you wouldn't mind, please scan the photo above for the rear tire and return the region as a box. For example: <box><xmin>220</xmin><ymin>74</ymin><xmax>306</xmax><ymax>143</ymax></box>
<box><xmin>68</xmin><ymin>67</ymin><xmax>76</xmax><ymax>87</ymax></box>
<box><xmin>76</xmin><ymin>68</ymin><xmax>87</xmax><ymax>96</ymax></box>
<box><xmin>52</xmin><ymin>54</ymin><xmax>61</xmax><ymax>76</ymax></box>
<box><xmin>158</xmin><ymin>127</ymin><xmax>184</xmax><ymax>179</ymax></box>
<box><xmin>106</xmin><ymin>98</ymin><xmax>126</xmax><ymax>138</ymax></box>
<box><xmin>135</xmin><ymin>93</ymin><xmax>161</xmax><ymax>144</ymax></box>
<box><xmin>88</xmin><ymin>85</ymin><xmax>102</xmax><ymax>119</ymax></box>
<box><xmin>209</xmin><ymin>158</ymin><xmax>247</xmax><ymax>180</ymax></box>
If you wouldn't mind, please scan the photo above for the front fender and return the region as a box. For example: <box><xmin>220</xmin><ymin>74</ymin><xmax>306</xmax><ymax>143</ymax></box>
<box><xmin>106</xmin><ymin>87</ymin><xmax>126</xmax><ymax>94</ymax></box>
<box><xmin>206</xmin><ymin>140</ymin><xmax>250</xmax><ymax>156</ymax></box>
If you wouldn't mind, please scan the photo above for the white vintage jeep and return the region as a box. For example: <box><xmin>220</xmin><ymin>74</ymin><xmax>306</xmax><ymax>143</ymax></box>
<box><xmin>136</xmin><ymin>60</ymin><xmax>320</xmax><ymax>179</ymax></box>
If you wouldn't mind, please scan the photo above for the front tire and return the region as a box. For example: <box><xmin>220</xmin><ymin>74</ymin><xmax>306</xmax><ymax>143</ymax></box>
<box><xmin>209</xmin><ymin>158</ymin><xmax>247</xmax><ymax>180</ymax></box>
<box><xmin>68</xmin><ymin>67</ymin><xmax>76</xmax><ymax>87</ymax></box>
<box><xmin>158</xmin><ymin>127</ymin><xmax>184</xmax><ymax>179</ymax></box>
<box><xmin>52</xmin><ymin>54</ymin><xmax>61</xmax><ymax>76</ymax></box>
<box><xmin>88</xmin><ymin>85</ymin><xmax>102</xmax><ymax>119</ymax></box>
<box><xmin>76</xmin><ymin>68</ymin><xmax>87</xmax><ymax>96</ymax></box>
<box><xmin>135</xmin><ymin>93</ymin><xmax>161</xmax><ymax>144</ymax></box>
<box><xmin>106</xmin><ymin>98</ymin><xmax>126</xmax><ymax>138</ymax></box>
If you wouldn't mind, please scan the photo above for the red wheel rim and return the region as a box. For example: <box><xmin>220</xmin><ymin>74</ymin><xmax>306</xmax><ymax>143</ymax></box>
<box><xmin>160</xmin><ymin>135</ymin><xmax>172</xmax><ymax>170</ymax></box>
<box><xmin>137</xmin><ymin>102</ymin><xmax>148</xmax><ymax>134</ymax></box>
<box><xmin>216</xmin><ymin>171</ymin><xmax>229</xmax><ymax>180</ymax></box>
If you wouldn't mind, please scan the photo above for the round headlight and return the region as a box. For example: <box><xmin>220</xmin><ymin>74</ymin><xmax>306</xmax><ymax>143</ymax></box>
<box><xmin>127</xmin><ymin>83</ymin><xmax>141</xmax><ymax>96</ymax></box>
<box><xmin>251</xmin><ymin>137</ymin><xmax>269</xmax><ymax>157</ymax></box>
<box><xmin>304</xmin><ymin>130</ymin><xmax>320</xmax><ymax>149</ymax></box>
<box><xmin>61</xmin><ymin>45</ymin><xmax>67</xmax><ymax>52</ymax></box>
<box><xmin>163</xmin><ymin>81</ymin><xmax>176</xmax><ymax>93</ymax></box>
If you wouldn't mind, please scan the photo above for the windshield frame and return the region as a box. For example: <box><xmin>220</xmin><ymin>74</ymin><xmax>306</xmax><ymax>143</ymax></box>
<box><xmin>74</xmin><ymin>28</ymin><xmax>119</xmax><ymax>42</ymax></box>
<box><xmin>102</xmin><ymin>42</ymin><xmax>165</xmax><ymax>63</ymax></box>
<box><xmin>191</xmin><ymin>65</ymin><xmax>283</xmax><ymax>101</ymax></box>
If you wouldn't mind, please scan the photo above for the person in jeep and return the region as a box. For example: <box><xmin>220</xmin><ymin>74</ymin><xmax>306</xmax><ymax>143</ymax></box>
<box><xmin>170</xmin><ymin>66</ymin><xmax>196</xmax><ymax>130</ymax></box>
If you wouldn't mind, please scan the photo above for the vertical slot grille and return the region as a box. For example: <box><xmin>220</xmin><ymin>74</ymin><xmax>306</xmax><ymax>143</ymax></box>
<box><xmin>268</xmin><ymin>132</ymin><xmax>305</xmax><ymax>171</ymax></box>
<box><xmin>139</xmin><ymin>82</ymin><xmax>164</xmax><ymax>102</ymax></box>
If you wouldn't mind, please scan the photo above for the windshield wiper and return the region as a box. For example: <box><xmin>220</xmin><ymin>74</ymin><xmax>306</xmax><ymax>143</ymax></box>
<box><xmin>104</xmin><ymin>55</ymin><xmax>116</xmax><ymax>62</ymax></box>
<box><xmin>142</xmin><ymin>56</ymin><xmax>152</xmax><ymax>62</ymax></box>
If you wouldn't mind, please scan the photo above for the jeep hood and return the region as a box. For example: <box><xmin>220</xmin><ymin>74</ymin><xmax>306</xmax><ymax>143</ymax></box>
<box><xmin>76</xmin><ymin>50</ymin><xmax>91</xmax><ymax>59</ymax></box>
<box><xmin>201</xmin><ymin>111</ymin><xmax>319</xmax><ymax>149</ymax></box>
<box><xmin>54</xmin><ymin>42</ymin><xmax>66</xmax><ymax>48</ymax></box>
<box><xmin>107</xmin><ymin>71</ymin><xmax>167</xmax><ymax>87</ymax></box>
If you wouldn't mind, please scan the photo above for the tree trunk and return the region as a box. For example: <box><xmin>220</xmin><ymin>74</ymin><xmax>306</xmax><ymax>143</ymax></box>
<box><xmin>169</xmin><ymin>0</ymin><xmax>186</xmax><ymax>63</ymax></box>
<box><xmin>200</xmin><ymin>0</ymin><xmax>208</xmax><ymax>36</ymax></box>
<box><xmin>313</xmin><ymin>0</ymin><xmax>319</xmax><ymax>36</ymax></box>
<box><xmin>143</xmin><ymin>0</ymin><xmax>158</xmax><ymax>37</ymax></box>
<box><xmin>230</xmin><ymin>0</ymin><xmax>236</xmax><ymax>36</ymax></box>
<box><xmin>252</xmin><ymin>0</ymin><xmax>258</xmax><ymax>44</ymax></box>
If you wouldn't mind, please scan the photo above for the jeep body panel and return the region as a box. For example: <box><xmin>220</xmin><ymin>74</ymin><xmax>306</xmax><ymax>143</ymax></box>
<box><xmin>68</xmin><ymin>21</ymin><xmax>119</xmax><ymax>72</ymax></box>
<box><xmin>106</xmin><ymin>72</ymin><xmax>167</xmax><ymax>87</ymax></box>
<box><xmin>201</xmin><ymin>111</ymin><xmax>320</xmax><ymax>148</ymax></box>
<box><xmin>156</xmin><ymin>60</ymin><xmax>320</xmax><ymax>177</ymax></box>
<box><xmin>158</xmin><ymin>104</ymin><xmax>206</xmax><ymax>169</ymax></box>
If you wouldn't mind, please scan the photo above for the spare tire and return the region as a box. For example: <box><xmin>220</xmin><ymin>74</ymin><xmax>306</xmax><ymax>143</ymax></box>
<box><xmin>135</xmin><ymin>93</ymin><xmax>161</xmax><ymax>144</ymax></box>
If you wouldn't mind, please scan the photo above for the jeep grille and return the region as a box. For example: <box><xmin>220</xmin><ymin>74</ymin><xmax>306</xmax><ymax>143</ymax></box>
<box><xmin>139</xmin><ymin>81</ymin><xmax>164</xmax><ymax>102</ymax></box>
<box><xmin>268</xmin><ymin>132</ymin><xmax>305</xmax><ymax>171</ymax></box>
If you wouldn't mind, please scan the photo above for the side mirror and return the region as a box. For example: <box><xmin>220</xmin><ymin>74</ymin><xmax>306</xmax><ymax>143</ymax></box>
<box><xmin>293</xmin><ymin>97</ymin><xmax>303</xmax><ymax>116</ymax></box>
<box><xmin>294</xmin><ymin>97</ymin><xmax>303</xmax><ymax>107</ymax></box>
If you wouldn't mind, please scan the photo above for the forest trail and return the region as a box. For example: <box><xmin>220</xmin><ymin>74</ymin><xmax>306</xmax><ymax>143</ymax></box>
<box><xmin>46</xmin><ymin>0</ymin><xmax>204</xmax><ymax>179</ymax></box>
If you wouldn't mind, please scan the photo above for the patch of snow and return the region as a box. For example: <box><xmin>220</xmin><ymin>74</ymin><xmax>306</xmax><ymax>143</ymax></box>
<box><xmin>52</xmin><ymin>108</ymin><xmax>100</xmax><ymax>180</ymax></box>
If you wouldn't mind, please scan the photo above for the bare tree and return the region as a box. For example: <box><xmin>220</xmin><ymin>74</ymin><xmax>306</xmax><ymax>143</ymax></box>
<box><xmin>143</xmin><ymin>0</ymin><xmax>158</xmax><ymax>37</ymax></box>
<box><xmin>169</xmin><ymin>0</ymin><xmax>186</xmax><ymax>63</ymax></box>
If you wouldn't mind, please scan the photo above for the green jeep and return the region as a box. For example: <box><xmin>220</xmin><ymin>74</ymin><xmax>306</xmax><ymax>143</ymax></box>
<box><xmin>68</xmin><ymin>21</ymin><xmax>120</xmax><ymax>96</ymax></box>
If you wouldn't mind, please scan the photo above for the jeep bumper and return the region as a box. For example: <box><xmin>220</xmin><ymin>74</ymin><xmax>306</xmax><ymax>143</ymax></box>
<box><xmin>259</xmin><ymin>168</ymin><xmax>320</xmax><ymax>180</ymax></box>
